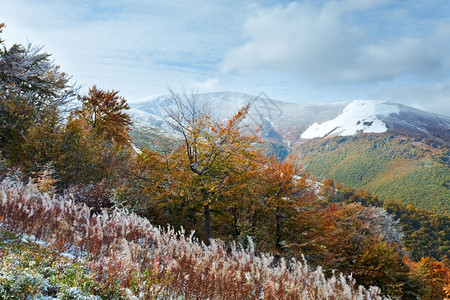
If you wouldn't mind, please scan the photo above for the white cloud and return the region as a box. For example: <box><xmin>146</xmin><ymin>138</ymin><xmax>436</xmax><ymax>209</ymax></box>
<box><xmin>0</xmin><ymin>0</ymin><xmax>248</xmax><ymax>99</ymax></box>
<box><xmin>222</xmin><ymin>0</ymin><xmax>450</xmax><ymax>83</ymax></box>
<box><xmin>2</xmin><ymin>0</ymin><xmax>449</xmax><ymax>116</ymax></box>
<box><xmin>192</xmin><ymin>78</ymin><xmax>220</xmax><ymax>92</ymax></box>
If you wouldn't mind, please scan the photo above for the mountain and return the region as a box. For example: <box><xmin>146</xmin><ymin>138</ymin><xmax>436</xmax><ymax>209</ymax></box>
<box><xmin>130</xmin><ymin>92</ymin><xmax>449</xmax><ymax>144</ymax></box>
<box><xmin>129</xmin><ymin>92</ymin><xmax>347</xmax><ymax>145</ymax></box>
<box><xmin>300</xmin><ymin>100</ymin><xmax>450</xmax><ymax>142</ymax></box>
<box><xmin>294</xmin><ymin>135</ymin><xmax>449</xmax><ymax>214</ymax></box>
<box><xmin>128</xmin><ymin>92</ymin><xmax>450</xmax><ymax>214</ymax></box>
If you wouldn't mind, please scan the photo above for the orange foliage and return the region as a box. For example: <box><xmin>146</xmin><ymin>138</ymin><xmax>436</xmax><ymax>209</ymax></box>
<box><xmin>415</xmin><ymin>257</ymin><xmax>450</xmax><ymax>299</ymax></box>
<box><xmin>76</xmin><ymin>85</ymin><xmax>132</xmax><ymax>145</ymax></box>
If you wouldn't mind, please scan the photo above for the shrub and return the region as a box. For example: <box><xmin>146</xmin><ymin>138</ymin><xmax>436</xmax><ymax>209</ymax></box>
<box><xmin>0</xmin><ymin>178</ymin><xmax>387</xmax><ymax>299</ymax></box>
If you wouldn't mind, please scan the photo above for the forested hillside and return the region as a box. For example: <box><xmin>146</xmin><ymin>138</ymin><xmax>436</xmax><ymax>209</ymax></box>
<box><xmin>294</xmin><ymin>134</ymin><xmax>449</xmax><ymax>215</ymax></box>
<box><xmin>1</xmin><ymin>23</ymin><xmax>449</xmax><ymax>299</ymax></box>
<box><xmin>320</xmin><ymin>180</ymin><xmax>449</xmax><ymax>264</ymax></box>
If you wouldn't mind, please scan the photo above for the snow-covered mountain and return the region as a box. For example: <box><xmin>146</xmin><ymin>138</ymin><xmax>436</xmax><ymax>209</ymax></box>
<box><xmin>301</xmin><ymin>100</ymin><xmax>400</xmax><ymax>139</ymax></box>
<box><xmin>129</xmin><ymin>92</ymin><xmax>450</xmax><ymax>214</ymax></box>
<box><xmin>129</xmin><ymin>91</ymin><xmax>450</xmax><ymax>147</ymax></box>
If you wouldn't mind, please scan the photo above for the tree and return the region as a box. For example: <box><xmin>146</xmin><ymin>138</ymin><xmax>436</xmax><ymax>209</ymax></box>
<box><xmin>0</xmin><ymin>23</ymin><xmax>4</xmax><ymax>44</ymax></box>
<box><xmin>58</xmin><ymin>86</ymin><xmax>133</xmax><ymax>188</ymax></box>
<box><xmin>75</xmin><ymin>85</ymin><xmax>132</xmax><ymax>145</ymax></box>
<box><xmin>0</xmin><ymin>25</ymin><xmax>76</xmax><ymax>162</ymax></box>
<box><xmin>14</xmin><ymin>106</ymin><xmax>65</xmax><ymax>176</ymax></box>
<box><xmin>414</xmin><ymin>257</ymin><xmax>450</xmax><ymax>299</ymax></box>
<box><xmin>354</xmin><ymin>241</ymin><xmax>412</xmax><ymax>298</ymax></box>
<box><xmin>256</xmin><ymin>157</ymin><xmax>313</xmax><ymax>256</ymax></box>
<box><xmin>140</xmin><ymin>90</ymin><xmax>259</xmax><ymax>245</ymax></box>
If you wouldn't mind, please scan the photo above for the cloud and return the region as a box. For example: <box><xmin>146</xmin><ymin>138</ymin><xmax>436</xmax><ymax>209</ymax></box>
<box><xmin>2</xmin><ymin>0</ymin><xmax>449</xmax><ymax>116</ymax></box>
<box><xmin>192</xmin><ymin>78</ymin><xmax>220</xmax><ymax>92</ymax></box>
<box><xmin>0</xmin><ymin>0</ymin><xmax>250</xmax><ymax>99</ymax></box>
<box><xmin>222</xmin><ymin>0</ymin><xmax>450</xmax><ymax>83</ymax></box>
<box><xmin>371</xmin><ymin>82</ymin><xmax>450</xmax><ymax>117</ymax></box>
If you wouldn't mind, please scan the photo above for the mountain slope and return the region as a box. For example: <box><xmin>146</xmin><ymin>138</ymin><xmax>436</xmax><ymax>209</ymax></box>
<box><xmin>128</xmin><ymin>92</ymin><xmax>450</xmax><ymax>214</ymax></box>
<box><xmin>293</xmin><ymin>135</ymin><xmax>449</xmax><ymax>214</ymax></box>
<box><xmin>300</xmin><ymin>100</ymin><xmax>400</xmax><ymax>139</ymax></box>
<box><xmin>300</xmin><ymin>100</ymin><xmax>450</xmax><ymax>142</ymax></box>
<box><xmin>129</xmin><ymin>92</ymin><xmax>349</xmax><ymax>146</ymax></box>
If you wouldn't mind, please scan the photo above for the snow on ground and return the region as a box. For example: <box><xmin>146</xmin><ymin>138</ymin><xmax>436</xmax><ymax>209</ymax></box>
<box><xmin>301</xmin><ymin>100</ymin><xmax>400</xmax><ymax>139</ymax></box>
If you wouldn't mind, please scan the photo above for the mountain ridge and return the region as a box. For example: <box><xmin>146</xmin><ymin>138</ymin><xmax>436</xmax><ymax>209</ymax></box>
<box><xmin>128</xmin><ymin>91</ymin><xmax>449</xmax><ymax>215</ymax></box>
<box><xmin>129</xmin><ymin>91</ymin><xmax>450</xmax><ymax>145</ymax></box>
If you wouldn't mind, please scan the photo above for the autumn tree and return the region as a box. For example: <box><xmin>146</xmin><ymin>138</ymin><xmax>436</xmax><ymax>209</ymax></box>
<box><xmin>0</xmin><ymin>23</ymin><xmax>77</xmax><ymax>182</ymax></box>
<box><xmin>0</xmin><ymin>32</ymin><xmax>75</xmax><ymax>163</ymax></box>
<box><xmin>133</xmin><ymin>90</ymin><xmax>260</xmax><ymax>245</ymax></box>
<box><xmin>0</xmin><ymin>23</ymin><xmax>4</xmax><ymax>43</ymax></box>
<box><xmin>75</xmin><ymin>85</ymin><xmax>132</xmax><ymax>145</ymax></box>
<box><xmin>15</xmin><ymin>106</ymin><xmax>65</xmax><ymax>177</ymax></box>
<box><xmin>211</xmin><ymin>151</ymin><xmax>266</xmax><ymax>244</ymax></box>
<box><xmin>253</xmin><ymin>157</ymin><xmax>314</xmax><ymax>256</ymax></box>
<box><xmin>306</xmin><ymin>203</ymin><xmax>425</xmax><ymax>298</ymax></box>
<box><xmin>58</xmin><ymin>86</ymin><xmax>133</xmax><ymax>190</ymax></box>
<box><xmin>413</xmin><ymin>257</ymin><xmax>450</xmax><ymax>299</ymax></box>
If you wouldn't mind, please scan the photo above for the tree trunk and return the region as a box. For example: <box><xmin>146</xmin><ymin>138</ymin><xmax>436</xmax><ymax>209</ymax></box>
<box><xmin>232</xmin><ymin>205</ymin><xmax>240</xmax><ymax>238</ymax></box>
<box><xmin>276</xmin><ymin>206</ymin><xmax>282</xmax><ymax>253</ymax></box>
<box><xmin>249</xmin><ymin>199</ymin><xmax>257</xmax><ymax>236</ymax></box>
<box><xmin>204</xmin><ymin>202</ymin><xmax>211</xmax><ymax>246</ymax></box>
<box><xmin>202</xmin><ymin>189</ymin><xmax>211</xmax><ymax>246</ymax></box>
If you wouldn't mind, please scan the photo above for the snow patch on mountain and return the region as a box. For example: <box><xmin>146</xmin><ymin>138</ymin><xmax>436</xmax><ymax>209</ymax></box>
<box><xmin>301</xmin><ymin>100</ymin><xmax>400</xmax><ymax>139</ymax></box>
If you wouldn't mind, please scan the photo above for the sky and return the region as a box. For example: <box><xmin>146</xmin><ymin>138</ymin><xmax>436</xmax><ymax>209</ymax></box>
<box><xmin>1</xmin><ymin>0</ymin><xmax>450</xmax><ymax>116</ymax></box>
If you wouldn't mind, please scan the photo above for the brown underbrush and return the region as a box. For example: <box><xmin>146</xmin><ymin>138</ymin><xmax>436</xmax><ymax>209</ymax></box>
<box><xmin>0</xmin><ymin>178</ymin><xmax>386</xmax><ymax>299</ymax></box>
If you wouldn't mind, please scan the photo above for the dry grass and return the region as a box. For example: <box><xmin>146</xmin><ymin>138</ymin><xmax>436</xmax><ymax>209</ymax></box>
<box><xmin>0</xmin><ymin>178</ymin><xmax>387</xmax><ymax>299</ymax></box>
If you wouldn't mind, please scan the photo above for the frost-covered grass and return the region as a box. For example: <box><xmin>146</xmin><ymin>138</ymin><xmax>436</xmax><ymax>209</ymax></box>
<box><xmin>0</xmin><ymin>178</ymin><xmax>388</xmax><ymax>299</ymax></box>
<box><xmin>0</xmin><ymin>231</ymin><xmax>106</xmax><ymax>299</ymax></box>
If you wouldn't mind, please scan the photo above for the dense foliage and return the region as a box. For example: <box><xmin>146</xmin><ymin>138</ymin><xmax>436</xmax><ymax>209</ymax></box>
<box><xmin>0</xmin><ymin>23</ymin><xmax>76</xmax><ymax>177</ymax></box>
<box><xmin>321</xmin><ymin>180</ymin><xmax>450</xmax><ymax>265</ymax></box>
<box><xmin>294</xmin><ymin>135</ymin><xmax>449</xmax><ymax>215</ymax></box>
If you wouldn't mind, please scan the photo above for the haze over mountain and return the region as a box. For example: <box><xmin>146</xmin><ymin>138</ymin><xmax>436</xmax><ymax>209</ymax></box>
<box><xmin>129</xmin><ymin>92</ymin><xmax>450</xmax><ymax>146</ymax></box>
